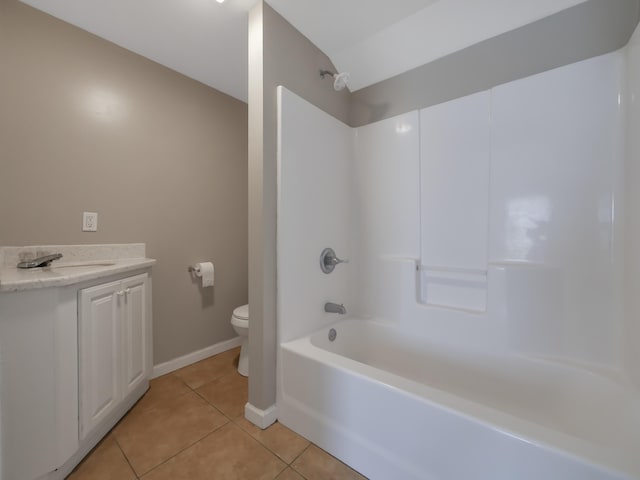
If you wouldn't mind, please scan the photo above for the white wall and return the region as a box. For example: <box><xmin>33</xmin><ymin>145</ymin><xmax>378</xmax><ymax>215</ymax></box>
<box><xmin>624</xmin><ymin>25</ymin><xmax>640</xmax><ymax>386</ymax></box>
<box><xmin>352</xmin><ymin>112</ymin><xmax>420</xmax><ymax>320</ymax></box>
<box><xmin>278</xmin><ymin>50</ymin><xmax>630</xmax><ymax>374</ymax></box>
<box><xmin>419</xmin><ymin>91</ymin><xmax>491</xmax><ymax>313</ymax></box>
<box><xmin>277</xmin><ymin>87</ymin><xmax>353</xmax><ymax>343</ymax></box>
<box><xmin>490</xmin><ymin>53</ymin><xmax>624</xmax><ymax>365</ymax></box>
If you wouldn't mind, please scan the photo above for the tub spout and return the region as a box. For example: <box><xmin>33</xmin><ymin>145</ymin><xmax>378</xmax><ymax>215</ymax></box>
<box><xmin>324</xmin><ymin>302</ymin><xmax>346</xmax><ymax>315</ymax></box>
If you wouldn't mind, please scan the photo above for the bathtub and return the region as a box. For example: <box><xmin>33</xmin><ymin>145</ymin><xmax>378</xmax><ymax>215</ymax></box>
<box><xmin>277</xmin><ymin>318</ymin><xmax>640</xmax><ymax>480</ymax></box>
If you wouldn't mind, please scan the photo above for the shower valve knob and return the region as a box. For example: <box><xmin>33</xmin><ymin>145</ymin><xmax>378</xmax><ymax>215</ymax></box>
<box><xmin>320</xmin><ymin>248</ymin><xmax>349</xmax><ymax>274</ymax></box>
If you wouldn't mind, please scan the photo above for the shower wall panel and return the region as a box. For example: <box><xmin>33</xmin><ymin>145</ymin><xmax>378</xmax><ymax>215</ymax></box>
<box><xmin>277</xmin><ymin>87</ymin><xmax>353</xmax><ymax>343</ymax></box>
<box><xmin>490</xmin><ymin>53</ymin><xmax>624</xmax><ymax>365</ymax></box>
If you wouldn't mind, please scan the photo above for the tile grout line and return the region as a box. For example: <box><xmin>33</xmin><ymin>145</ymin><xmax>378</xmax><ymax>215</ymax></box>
<box><xmin>224</xmin><ymin>420</ymin><xmax>292</xmax><ymax>473</ymax></box>
<box><xmin>134</xmin><ymin>419</ymin><xmax>231</xmax><ymax>478</ymax></box>
<box><xmin>170</xmin><ymin>348</ymin><xmax>242</xmax><ymax>390</ymax></box>
<box><xmin>231</xmin><ymin>419</ymin><xmax>293</xmax><ymax>464</ymax></box>
<box><xmin>113</xmin><ymin>435</ymin><xmax>140</xmax><ymax>479</ymax></box>
<box><xmin>134</xmin><ymin>387</ymin><xmax>193</xmax><ymax>416</ymax></box>
<box><xmin>152</xmin><ymin>371</ymin><xmax>239</xmax><ymax>423</ymax></box>
<box><xmin>188</xmin><ymin>369</ymin><xmax>243</xmax><ymax>393</ymax></box>
<box><xmin>132</xmin><ymin>358</ymin><xmax>242</xmax><ymax>476</ymax></box>
<box><xmin>190</xmin><ymin>373</ymin><xmax>249</xmax><ymax>422</ymax></box>
<box><xmin>174</xmin><ymin>370</ymin><xmax>296</xmax><ymax>470</ymax></box>
<box><xmin>289</xmin><ymin>443</ymin><xmax>312</xmax><ymax>478</ymax></box>
<box><xmin>148</xmin><ymin>352</ymin><xmax>332</xmax><ymax>478</ymax></box>
<box><xmin>111</xmin><ymin>386</ymin><xmax>211</xmax><ymax>475</ymax></box>
<box><xmin>191</xmin><ymin>388</ymin><xmax>237</xmax><ymax>421</ymax></box>
<box><xmin>175</xmin><ymin>353</ymin><xmax>315</xmax><ymax>470</ymax></box>
<box><xmin>240</xmin><ymin>423</ymin><xmax>313</xmax><ymax>467</ymax></box>
<box><xmin>271</xmin><ymin>462</ymin><xmax>289</xmax><ymax>480</ymax></box>
<box><xmin>118</xmin><ymin>369</ymin><xmax>234</xmax><ymax>478</ymax></box>
<box><xmin>181</xmin><ymin>366</ymin><xmax>315</xmax><ymax>471</ymax></box>
<box><xmin>288</xmin><ymin>444</ymin><xmax>369</xmax><ymax>480</ymax></box>
<box><xmin>291</xmin><ymin>442</ymin><xmax>312</xmax><ymax>464</ymax></box>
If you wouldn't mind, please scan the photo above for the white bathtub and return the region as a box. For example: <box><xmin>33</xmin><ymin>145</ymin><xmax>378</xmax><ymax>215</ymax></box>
<box><xmin>277</xmin><ymin>318</ymin><xmax>640</xmax><ymax>480</ymax></box>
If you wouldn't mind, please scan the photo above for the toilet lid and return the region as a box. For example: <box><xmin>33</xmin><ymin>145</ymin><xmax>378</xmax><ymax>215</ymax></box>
<box><xmin>233</xmin><ymin>304</ymin><xmax>249</xmax><ymax>320</ymax></box>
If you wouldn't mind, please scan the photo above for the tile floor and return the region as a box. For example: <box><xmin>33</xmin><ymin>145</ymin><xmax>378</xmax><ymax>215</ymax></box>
<box><xmin>67</xmin><ymin>347</ymin><xmax>367</xmax><ymax>480</ymax></box>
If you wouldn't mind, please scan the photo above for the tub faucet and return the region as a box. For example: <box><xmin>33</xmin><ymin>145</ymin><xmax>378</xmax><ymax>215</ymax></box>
<box><xmin>17</xmin><ymin>253</ymin><xmax>63</xmax><ymax>269</ymax></box>
<box><xmin>324</xmin><ymin>302</ymin><xmax>346</xmax><ymax>315</ymax></box>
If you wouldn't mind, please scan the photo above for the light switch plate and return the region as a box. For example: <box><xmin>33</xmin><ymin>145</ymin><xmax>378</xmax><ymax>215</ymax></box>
<box><xmin>82</xmin><ymin>212</ymin><xmax>98</xmax><ymax>232</ymax></box>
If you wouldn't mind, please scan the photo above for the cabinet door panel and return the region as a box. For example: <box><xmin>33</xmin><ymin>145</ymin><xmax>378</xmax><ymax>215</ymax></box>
<box><xmin>78</xmin><ymin>280</ymin><xmax>121</xmax><ymax>440</ymax></box>
<box><xmin>122</xmin><ymin>274</ymin><xmax>149</xmax><ymax>397</ymax></box>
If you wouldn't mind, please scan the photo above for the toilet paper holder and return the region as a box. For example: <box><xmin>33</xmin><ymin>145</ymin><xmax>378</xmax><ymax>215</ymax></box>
<box><xmin>188</xmin><ymin>262</ymin><xmax>215</xmax><ymax>287</ymax></box>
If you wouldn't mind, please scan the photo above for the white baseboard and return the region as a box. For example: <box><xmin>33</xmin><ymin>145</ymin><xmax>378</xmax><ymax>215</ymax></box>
<box><xmin>151</xmin><ymin>336</ymin><xmax>242</xmax><ymax>378</ymax></box>
<box><xmin>245</xmin><ymin>402</ymin><xmax>278</xmax><ymax>429</ymax></box>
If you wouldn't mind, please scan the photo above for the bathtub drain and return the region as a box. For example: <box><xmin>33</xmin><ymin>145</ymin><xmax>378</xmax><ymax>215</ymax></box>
<box><xmin>328</xmin><ymin>328</ymin><xmax>337</xmax><ymax>342</ymax></box>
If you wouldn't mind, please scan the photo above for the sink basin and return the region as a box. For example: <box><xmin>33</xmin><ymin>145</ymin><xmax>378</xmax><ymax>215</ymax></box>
<box><xmin>15</xmin><ymin>261</ymin><xmax>118</xmax><ymax>273</ymax></box>
<box><xmin>53</xmin><ymin>261</ymin><xmax>117</xmax><ymax>268</ymax></box>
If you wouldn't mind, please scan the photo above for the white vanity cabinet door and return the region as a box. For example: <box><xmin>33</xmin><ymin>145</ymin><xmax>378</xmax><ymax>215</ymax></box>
<box><xmin>121</xmin><ymin>273</ymin><xmax>151</xmax><ymax>397</ymax></box>
<box><xmin>78</xmin><ymin>279</ymin><xmax>122</xmax><ymax>440</ymax></box>
<box><xmin>78</xmin><ymin>272</ymin><xmax>151</xmax><ymax>441</ymax></box>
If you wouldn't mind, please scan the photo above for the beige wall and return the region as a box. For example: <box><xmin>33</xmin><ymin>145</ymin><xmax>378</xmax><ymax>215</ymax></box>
<box><xmin>351</xmin><ymin>0</ymin><xmax>640</xmax><ymax>126</ymax></box>
<box><xmin>0</xmin><ymin>0</ymin><xmax>248</xmax><ymax>365</ymax></box>
<box><xmin>247</xmin><ymin>2</ymin><xmax>350</xmax><ymax>411</ymax></box>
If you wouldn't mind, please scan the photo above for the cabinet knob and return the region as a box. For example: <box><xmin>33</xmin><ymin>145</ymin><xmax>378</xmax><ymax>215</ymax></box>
<box><xmin>116</xmin><ymin>290</ymin><xmax>124</xmax><ymax>297</ymax></box>
<box><xmin>125</xmin><ymin>288</ymin><xmax>131</xmax><ymax>295</ymax></box>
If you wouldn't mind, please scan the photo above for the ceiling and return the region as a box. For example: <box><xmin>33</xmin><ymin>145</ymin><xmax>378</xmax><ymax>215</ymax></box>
<box><xmin>20</xmin><ymin>0</ymin><xmax>590</xmax><ymax>102</ymax></box>
<box><xmin>272</xmin><ymin>0</ymin><xmax>590</xmax><ymax>91</ymax></box>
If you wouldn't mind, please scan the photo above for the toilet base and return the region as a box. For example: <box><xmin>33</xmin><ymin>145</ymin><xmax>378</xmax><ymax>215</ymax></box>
<box><xmin>238</xmin><ymin>336</ymin><xmax>248</xmax><ymax>377</ymax></box>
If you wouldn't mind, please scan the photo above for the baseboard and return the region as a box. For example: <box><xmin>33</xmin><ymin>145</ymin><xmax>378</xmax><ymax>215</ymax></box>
<box><xmin>151</xmin><ymin>336</ymin><xmax>242</xmax><ymax>378</ymax></box>
<box><xmin>245</xmin><ymin>402</ymin><xmax>278</xmax><ymax>429</ymax></box>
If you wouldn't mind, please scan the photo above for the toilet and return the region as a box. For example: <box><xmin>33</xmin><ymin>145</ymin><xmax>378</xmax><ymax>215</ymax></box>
<box><xmin>231</xmin><ymin>304</ymin><xmax>249</xmax><ymax>376</ymax></box>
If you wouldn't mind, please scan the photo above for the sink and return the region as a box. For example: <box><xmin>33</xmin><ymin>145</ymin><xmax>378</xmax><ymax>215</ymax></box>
<box><xmin>53</xmin><ymin>261</ymin><xmax>117</xmax><ymax>268</ymax></box>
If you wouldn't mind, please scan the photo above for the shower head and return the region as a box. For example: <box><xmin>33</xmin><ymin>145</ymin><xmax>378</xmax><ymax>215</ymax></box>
<box><xmin>333</xmin><ymin>72</ymin><xmax>350</xmax><ymax>91</ymax></box>
<box><xmin>320</xmin><ymin>70</ymin><xmax>351</xmax><ymax>91</ymax></box>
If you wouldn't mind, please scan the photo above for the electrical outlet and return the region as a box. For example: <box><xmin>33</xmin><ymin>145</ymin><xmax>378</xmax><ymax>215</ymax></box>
<box><xmin>82</xmin><ymin>212</ymin><xmax>98</xmax><ymax>232</ymax></box>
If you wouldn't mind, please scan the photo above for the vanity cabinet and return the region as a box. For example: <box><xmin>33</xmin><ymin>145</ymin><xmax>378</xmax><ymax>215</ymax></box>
<box><xmin>78</xmin><ymin>273</ymin><xmax>151</xmax><ymax>440</ymax></box>
<box><xmin>0</xmin><ymin>264</ymin><xmax>153</xmax><ymax>480</ymax></box>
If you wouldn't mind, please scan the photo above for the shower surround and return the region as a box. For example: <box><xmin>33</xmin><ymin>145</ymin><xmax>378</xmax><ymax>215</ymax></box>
<box><xmin>276</xmin><ymin>34</ymin><xmax>640</xmax><ymax>480</ymax></box>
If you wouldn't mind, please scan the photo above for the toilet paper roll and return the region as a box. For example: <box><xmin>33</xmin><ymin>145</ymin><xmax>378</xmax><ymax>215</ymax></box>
<box><xmin>194</xmin><ymin>262</ymin><xmax>214</xmax><ymax>287</ymax></box>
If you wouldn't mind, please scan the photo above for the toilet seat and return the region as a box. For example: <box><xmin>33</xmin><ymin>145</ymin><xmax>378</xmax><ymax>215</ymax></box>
<box><xmin>231</xmin><ymin>304</ymin><xmax>249</xmax><ymax>329</ymax></box>
<box><xmin>232</xmin><ymin>304</ymin><xmax>249</xmax><ymax>320</ymax></box>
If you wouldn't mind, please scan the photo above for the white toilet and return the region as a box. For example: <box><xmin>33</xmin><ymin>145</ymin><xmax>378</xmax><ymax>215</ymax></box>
<box><xmin>231</xmin><ymin>304</ymin><xmax>249</xmax><ymax>376</ymax></box>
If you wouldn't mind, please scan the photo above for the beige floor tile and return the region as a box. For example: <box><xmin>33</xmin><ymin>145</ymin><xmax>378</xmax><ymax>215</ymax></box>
<box><xmin>141</xmin><ymin>422</ymin><xmax>286</xmax><ymax>480</ymax></box>
<box><xmin>275</xmin><ymin>467</ymin><xmax>305</xmax><ymax>480</ymax></box>
<box><xmin>197</xmin><ymin>371</ymin><xmax>248</xmax><ymax>418</ymax></box>
<box><xmin>113</xmin><ymin>390</ymin><xmax>228</xmax><ymax>476</ymax></box>
<box><xmin>173</xmin><ymin>348</ymin><xmax>240</xmax><ymax>389</ymax></box>
<box><xmin>235</xmin><ymin>418</ymin><xmax>310</xmax><ymax>464</ymax></box>
<box><xmin>134</xmin><ymin>373</ymin><xmax>191</xmax><ymax>413</ymax></box>
<box><xmin>292</xmin><ymin>444</ymin><xmax>367</xmax><ymax>480</ymax></box>
<box><xmin>67</xmin><ymin>435</ymin><xmax>135</xmax><ymax>480</ymax></box>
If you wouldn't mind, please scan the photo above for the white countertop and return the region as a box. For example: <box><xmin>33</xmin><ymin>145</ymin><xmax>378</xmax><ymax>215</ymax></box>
<box><xmin>0</xmin><ymin>244</ymin><xmax>155</xmax><ymax>292</ymax></box>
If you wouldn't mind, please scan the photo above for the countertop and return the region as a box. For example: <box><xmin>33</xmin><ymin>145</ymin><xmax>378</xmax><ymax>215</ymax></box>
<box><xmin>0</xmin><ymin>244</ymin><xmax>155</xmax><ymax>292</ymax></box>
